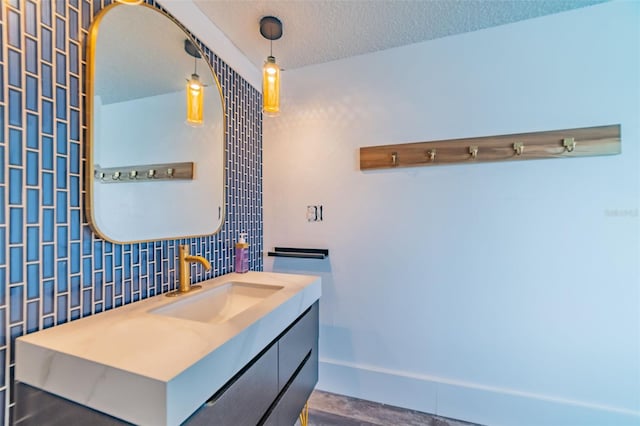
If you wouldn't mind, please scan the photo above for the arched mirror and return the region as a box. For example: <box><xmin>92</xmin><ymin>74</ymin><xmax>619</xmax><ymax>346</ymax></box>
<box><xmin>86</xmin><ymin>3</ymin><xmax>225</xmax><ymax>243</ymax></box>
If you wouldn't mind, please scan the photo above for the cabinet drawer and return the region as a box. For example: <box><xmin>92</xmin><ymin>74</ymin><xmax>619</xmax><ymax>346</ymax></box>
<box><xmin>186</xmin><ymin>344</ymin><xmax>278</xmax><ymax>426</ymax></box>
<box><xmin>261</xmin><ymin>350</ymin><xmax>318</xmax><ymax>426</ymax></box>
<box><xmin>278</xmin><ymin>302</ymin><xmax>319</xmax><ymax>390</ymax></box>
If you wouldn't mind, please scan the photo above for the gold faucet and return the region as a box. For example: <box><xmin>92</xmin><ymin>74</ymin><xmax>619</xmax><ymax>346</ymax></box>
<box><xmin>167</xmin><ymin>244</ymin><xmax>212</xmax><ymax>296</ymax></box>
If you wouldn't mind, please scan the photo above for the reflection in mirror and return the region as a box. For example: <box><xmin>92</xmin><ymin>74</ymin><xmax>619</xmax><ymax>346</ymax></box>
<box><xmin>87</xmin><ymin>3</ymin><xmax>225</xmax><ymax>243</ymax></box>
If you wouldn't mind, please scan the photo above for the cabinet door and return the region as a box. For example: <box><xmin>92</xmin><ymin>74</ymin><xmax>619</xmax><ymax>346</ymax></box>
<box><xmin>15</xmin><ymin>383</ymin><xmax>130</xmax><ymax>426</ymax></box>
<box><xmin>278</xmin><ymin>302</ymin><xmax>319</xmax><ymax>390</ymax></box>
<box><xmin>186</xmin><ymin>344</ymin><xmax>278</xmax><ymax>426</ymax></box>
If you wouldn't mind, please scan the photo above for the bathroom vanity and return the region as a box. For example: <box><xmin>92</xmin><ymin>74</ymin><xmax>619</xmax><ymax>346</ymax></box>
<box><xmin>14</xmin><ymin>272</ymin><xmax>321</xmax><ymax>426</ymax></box>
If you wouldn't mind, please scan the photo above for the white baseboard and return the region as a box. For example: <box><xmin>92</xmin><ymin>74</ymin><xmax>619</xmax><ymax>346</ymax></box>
<box><xmin>317</xmin><ymin>358</ymin><xmax>640</xmax><ymax>426</ymax></box>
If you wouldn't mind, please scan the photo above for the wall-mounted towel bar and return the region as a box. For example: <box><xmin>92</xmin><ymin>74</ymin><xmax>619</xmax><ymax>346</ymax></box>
<box><xmin>359</xmin><ymin>124</ymin><xmax>620</xmax><ymax>170</ymax></box>
<box><xmin>94</xmin><ymin>162</ymin><xmax>194</xmax><ymax>183</ymax></box>
<box><xmin>267</xmin><ymin>247</ymin><xmax>329</xmax><ymax>259</ymax></box>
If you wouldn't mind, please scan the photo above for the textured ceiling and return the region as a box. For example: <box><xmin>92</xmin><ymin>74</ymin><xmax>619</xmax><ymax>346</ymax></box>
<box><xmin>194</xmin><ymin>0</ymin><xmax>605</xmax><ymax>71</ymax></box>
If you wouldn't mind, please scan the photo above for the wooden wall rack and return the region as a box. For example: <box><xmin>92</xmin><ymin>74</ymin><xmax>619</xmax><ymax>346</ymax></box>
<box><xmin>359</xmin><ymin>124</ymin><xmax>620</xmax><ymax>170</ymax></box>
<box><xmin>94</xmin><ymin>161</ymin><xmax>194</xmax><ymax>183</ymax></box>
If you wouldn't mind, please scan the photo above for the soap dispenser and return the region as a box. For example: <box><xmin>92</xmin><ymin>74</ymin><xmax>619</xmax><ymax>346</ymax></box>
<box><xmin>235</xmin><ymin>233</ymin><xmax>250</xmax><ymax>273</ymax></box>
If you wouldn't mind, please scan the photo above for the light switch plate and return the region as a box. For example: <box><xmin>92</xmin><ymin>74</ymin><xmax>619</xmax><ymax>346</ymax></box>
<box><xmin>306</xmin><ymin>205</ymin><xmax>323</xmax><ymax>222</ymax></box>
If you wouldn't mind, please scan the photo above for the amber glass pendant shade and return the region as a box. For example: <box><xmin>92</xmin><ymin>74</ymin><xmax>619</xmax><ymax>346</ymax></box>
<box><xmin>262</xmin><ymin>56</ymin><xmax>280</xmax><ymax>116</ymax></box>
<box><xmin>186</xmin><ymin>73</ymin><xmax>204</xmax><ymax>126</ymax></box>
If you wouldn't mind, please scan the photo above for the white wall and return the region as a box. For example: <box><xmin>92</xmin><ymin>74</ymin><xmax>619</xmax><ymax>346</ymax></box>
<box><xmin>263</xmin><ymin>2</ymin><xmax>640</xmax><ymax>425</ymax></box>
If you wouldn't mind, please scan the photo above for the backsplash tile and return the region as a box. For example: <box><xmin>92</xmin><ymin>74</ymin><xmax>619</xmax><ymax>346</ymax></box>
<box><xmin>0</xmin><ymin>0</ymin><xmax>263</xmax><ymax>423</ymax></box>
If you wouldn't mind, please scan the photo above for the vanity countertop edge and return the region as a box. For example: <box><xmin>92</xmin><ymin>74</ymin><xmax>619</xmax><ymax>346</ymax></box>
<box><xmin>15</xmin><ymin>271</ymin><xmax>322</xmax><ymax>426</ymax></box>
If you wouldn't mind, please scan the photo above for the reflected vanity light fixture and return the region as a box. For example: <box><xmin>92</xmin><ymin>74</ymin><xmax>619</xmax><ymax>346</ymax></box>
<box><xmin>260</xmin><ymin>16</ymin><xmax>282</xmax><ymax>116</ymax></box>
<box><xmin>114</xmin><ymin>0</ymin><xmax>144</xmax><ymax>5</ymax></box>
<box><xmin>184</xmin><ymin>39</ymin><xmax>204</xmax><ymax>127</ymax></box>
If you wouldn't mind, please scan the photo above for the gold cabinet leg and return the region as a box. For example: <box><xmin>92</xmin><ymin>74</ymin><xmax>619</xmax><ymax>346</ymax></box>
<box><xmin>299</xmin><ymin>401</ymin><xmax>309</xmax><ymax>426</ymax></box>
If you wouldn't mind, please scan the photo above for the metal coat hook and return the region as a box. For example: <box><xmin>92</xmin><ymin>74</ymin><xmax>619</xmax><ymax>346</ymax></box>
<box><xmin>513</xmin><ymin>142</ymin><xmax>524</xmax><ymax>156</ymax></box>
<box><xmin>469</xmin><ymin>145</ymin><xmax>478</xmax><ymax>159</ymax></box>
<box><xmin>427</xmin><ymin>149</ymin><xmax>436</xmax><ymax>161</ymax></box>
<box><xmin>391</xmin><ymin>152</ymin><xmax>398</xmax><ymax>167</ymax></box>
<box><xmin>113</xmin><ymin>171</ymin><xmax>121</xmax><ymax>180</ymax></box>
<box><xmin>563</xmin><ymin>137</ymin><xmax>576</xmax><ymax>152</ymax></box>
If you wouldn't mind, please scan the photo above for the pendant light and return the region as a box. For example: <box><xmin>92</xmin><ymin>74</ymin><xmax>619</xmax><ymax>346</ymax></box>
<box><xmin>260</xmin><ymin>16</ymin><xmax>283</xmax><ymax>116</ymax></box>
<box><xmin>184</xmin><ymin>39</ymin><xmax>204</xmax><ymax>127</ymax></box>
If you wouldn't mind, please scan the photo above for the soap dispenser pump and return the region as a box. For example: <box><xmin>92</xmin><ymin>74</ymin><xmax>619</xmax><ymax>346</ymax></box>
<box><xmin>235</xmin><ymin>233</ymin><xmax>250</xmax><ymax>273</ymax></box>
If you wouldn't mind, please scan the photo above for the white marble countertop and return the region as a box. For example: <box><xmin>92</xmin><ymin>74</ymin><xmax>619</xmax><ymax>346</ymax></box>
<box><xmin>16</xmin><ymin>271</ymin><xmax>321</xmax><ymax>426</ymax></box>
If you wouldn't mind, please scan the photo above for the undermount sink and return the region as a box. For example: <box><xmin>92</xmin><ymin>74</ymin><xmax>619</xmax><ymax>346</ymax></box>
<box><xmin>150</xmin><ymin>282</ymin><xmax>284</xmax><ymax>324</ymax></box>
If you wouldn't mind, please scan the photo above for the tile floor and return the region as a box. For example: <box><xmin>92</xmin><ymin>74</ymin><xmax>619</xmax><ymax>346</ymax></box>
<box><xmin>295</xmin><ymin>391</ymin><xmax>480</xmax><ymax>426</ymax></box>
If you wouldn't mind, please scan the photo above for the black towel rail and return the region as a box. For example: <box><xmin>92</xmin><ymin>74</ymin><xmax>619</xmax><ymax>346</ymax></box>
<box><xmin>267</xmin><ymin>247</ymin><xmax>329</xmax><ymax>259</ymax></box>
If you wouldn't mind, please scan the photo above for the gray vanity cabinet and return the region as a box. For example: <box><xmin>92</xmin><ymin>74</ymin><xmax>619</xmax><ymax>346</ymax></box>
<box><xmin>15</xmin><ymin>301</ymin><xmax>319</xmax><ymax>426</ymax></box>
<box><xmin>186</xmin><ymin>301</ymin><xmax>319</xmax><ymax>425</ymax></box>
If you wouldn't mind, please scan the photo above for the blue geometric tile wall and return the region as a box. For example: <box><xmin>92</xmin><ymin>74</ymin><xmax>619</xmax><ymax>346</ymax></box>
<box><xmin>0</xmin><ymin>0</ymin><xmax>263</xmax><ymax>423</ymax></box>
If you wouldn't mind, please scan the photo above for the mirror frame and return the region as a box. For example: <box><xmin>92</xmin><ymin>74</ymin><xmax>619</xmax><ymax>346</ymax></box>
<box><xmin>85</xmin><ymin>3</ymin><xmax>226</xmax><ymax>244</ymax></box>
